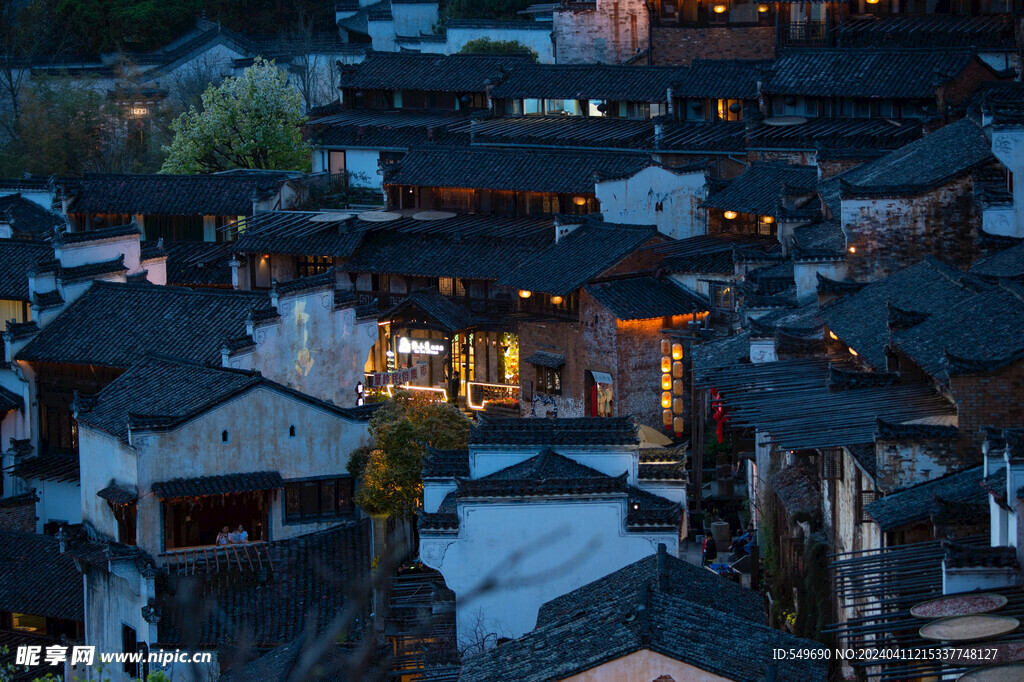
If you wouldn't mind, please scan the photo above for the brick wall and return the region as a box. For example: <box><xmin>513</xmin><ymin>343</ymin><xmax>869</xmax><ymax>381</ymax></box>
<box><xmin>0</xmin><ymin>493</ymin><xmax>37</xmax><ymax>533</ymax></box>
<box><xmin>950</xmin><ymin>359</ymin><xmax>1024</xmax><ymax>452</ymax></box>
<box><xmin>874</xmin><ymin>439</ymin><xmax>961</xmax><ymax>493</ymax></box>
<box><xmin>651</xmin><ymin>26</ymin><xmax>775</xmax><ymax>65</ymax></box>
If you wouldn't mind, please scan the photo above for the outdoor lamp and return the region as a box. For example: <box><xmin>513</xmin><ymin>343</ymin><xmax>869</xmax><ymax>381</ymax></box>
<box><xmin>673</xmin><ymin>398</ymin><xmax>684</xmax><ymax>415</ymax></box>
<box><xmin>673</xmin><ymin>379</ymin><xmax>684</xmax><ymax>396</ymax></box>
<box><xmin>662</xmin><ymin>374</ymin><xmax>672</xmax><ymax>391</ymax></box>
<box><xmin>724</xmin><ymin>210</ymin><xmax>737</xmax><ymax>220</ymax></box>
<box><xmin>672</xmin><ymin>343</ymin><xmax>683</xmax><ymax>360</ymax></box>
<box><xmin>518</xmin><ymin>290</ymin><xmax>532</xmax><ymax>298</ymax></box>
<box><xmin>828</xmin><ymin>331</ymin><xmax>838</xmax><ymax>341</ymax></box>
<box><xmin>662</xmin><ymin>357</ymin><xmax>672</xmax><ymax>373</ymax></box>
<box><xmin>849</xmin><ymin>347</ymin><xmax>859</xmax><ymax>357</ymax></box>
<box><xmin>551</xmin><ymin>295</ymin><xmax>563</xmax><ymax>305</ymax></box>
<box><xmin>661</xmin><ymin>338</ymin><xmax>671</xmax><ymax>356</ymax></box>
<box><xmin>662</xmin><ymin>392</ymin><xmax>672</xmax><ymax>409</ymax></box>
<box><xmin>673</xmin><ymin>416</ymin><xmax>684</xmax><ymax>436</ymax></box>
<box><xmin>758</xmin><ymin>3</ymin><xmax>769</xmax><ymax>11</ymax></box>
<box><xmin>573</xmin><ymin>196</ymin><xmax>587</xmax><ymax>206</ymax></box>
<box><xmin>672</xmin><ymin>361</ymin><xmax>683</xmax><ymax>378</ymax></box>
<box><xmin>762</xmin><ymin>216</ymin><xmax>774</xmax><ymax>224</ymax></box>
<box><xmin>713</xmin><ymin>4</ymin><xmax>727</xmax><ymax>13</ymax></box>
<box><xmin>663</xmin><ymin>409</ymin><xmax>673</xmax><ymax>427</ymax></box>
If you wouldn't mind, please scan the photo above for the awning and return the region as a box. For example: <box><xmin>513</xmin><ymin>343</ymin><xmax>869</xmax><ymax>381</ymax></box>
<box><xmin>97</xmin><ymin>484</ymin><xmax>138</xmax><ymax>506</ymax></box>
<box><xmin>525</xmin><ymin>350</ymin><xmax>565</xmax><ymax>368</ymax></box>
<box><xmin>151</xmin><ymin>471</ymin><xmax>284</xmax><ymax>499</ymax></box>
<box><xmin>590</xmin><ymin>370</ymin><xmax>613</xmax><ymax>385</ymax></box>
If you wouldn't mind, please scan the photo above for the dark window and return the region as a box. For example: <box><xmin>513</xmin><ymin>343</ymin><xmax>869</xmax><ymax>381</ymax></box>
<box><xmin>222</xmin><ymin>430</ymin><xmax>229</xmax><ymax>443</ymax></box>
<box><xmin>535</xmin><ymin>365</ymin><xmax>562</xmax><ymax>395</ymax></box>
<box><xmin>298</xmin><ymin>255</ymin><xmax>333</xmax><ymax>278</ymax></box>
<box><xmin>284</xmin><ymin>477</ymin><xmax>355</xmax><ymax>522</ymax></box>
<box><xmin>821</xmin><ymin>449</ymin><xmax>843</xmax><ymax>481</ymax></box>
<box><xmin>109</xmin><ymin>502</ymin><xmax>137</xmax><ymax>546</ymax></box>
<box><xmin>121</xmin><ymin>624</ymin><xmax>137</xmax><ymax>675</ymax></box>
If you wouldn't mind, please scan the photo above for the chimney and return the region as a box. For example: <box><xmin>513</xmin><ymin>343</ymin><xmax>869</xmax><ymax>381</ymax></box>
<box><xmin>656</xmin><ymin>542</ymin><xmax>669</xmax><ymax>592</ymax></box>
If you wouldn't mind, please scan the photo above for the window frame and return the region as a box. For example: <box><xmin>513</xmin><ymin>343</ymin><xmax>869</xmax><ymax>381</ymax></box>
<box><xmin>534</xmin><ymin>365</ymin><xmax>562</xmax><ymax>395</ymax></box>
<box><xmin>284</xmin><ymin>476</ymin><xmax>355</xmax><ymax>523</ymax></box>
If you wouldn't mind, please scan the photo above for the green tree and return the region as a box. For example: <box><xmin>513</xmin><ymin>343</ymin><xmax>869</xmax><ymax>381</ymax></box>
<box><xmin>458</xmin><ymin>38</ymin><xmax>538</xmax><ymax>62</ymax></box>
<box><xmin>161</xmin><ymin>58</ymin><xmax>310</xmax><ymax>174</ymax></box>
<box><xmin>348</xmin><ymin>391</ymin><xmax>471</xmax><ymax>518</ymax></box>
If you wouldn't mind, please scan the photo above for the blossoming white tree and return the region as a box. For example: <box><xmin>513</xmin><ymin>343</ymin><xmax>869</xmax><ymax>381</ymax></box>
<box><xmin>161</xmin><ymin>58</ymin><xmax>310</xmax><ymax>174</ymax></box>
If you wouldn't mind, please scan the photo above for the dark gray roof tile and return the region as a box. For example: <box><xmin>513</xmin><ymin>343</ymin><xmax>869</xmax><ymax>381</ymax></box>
<box><xmin>151</xmin><ymin>471</ymin><xmax>284</xmax><ymax>499</ymax></box>
<box><xmin>585</xmin><ymin>275</ymin><xmax>706</xmax><ymax>320</ymax></box>
<box><xmin>491</xmin><ymin>63</ymin><xmax>681</xmax><ymax>102</ymax></box>
<box><xmin>72</xmin><ymin>173</ymin><xmax>290</xmax><ymax>216</ymax></box>
<box><xmin>702</xmin><ymin>162</ymin><xmax>818</xmax><ymax>217</ymax></box>
<box><xmin>337</xmin><ymin>52</ymin><xmax>531</xmax><ymax>93</ymax></box>
<box><xmin>672</xmin><ymin>59</ymin><xmax>768</xmax><ymax>99</ymax></box>
<box><xmin>470</xmin><ymin>416</ymin><xmax>639</xmax><ymax>446</ymax></box>
<box><xmin>866</xmin><ymin>466</ymin><xmax>985</xmax><ymax>531</ymax></box>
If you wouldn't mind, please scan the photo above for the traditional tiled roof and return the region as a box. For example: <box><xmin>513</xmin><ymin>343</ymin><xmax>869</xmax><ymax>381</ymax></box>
<box><xmin>343</xmin><ymin>214</ymin><xmax>553</xmax><ymax>279</ymax></box>
<box><xmin>12</xmin><ymin>453</ymin><xmax>79</xmax><ymax>483</ymax></box>
<box><xmin>585</xmin><ymin>275</ymin><xmax>706</xmax><ymax>320</ymax></box>
<box><xmin>981</xmin><ymin>81</ymin><xmax>1024</xmax><ymax>126</ymax></box>
<box><xmin>158</xmin><ymin>520</ymin><xmax>371</xmax><ymax>648</ymax></box>
<box><xmin>655</xmin><ymin>233</ymin><xmax>777</xmax><ymax>274</ymax></box>
<box><xmin>307</xmin><ymin>109</ymin><xmax>469</xmax><ymax>149</ymax></box>
<box><xmin>690</xmin><ymin>332</ymin><xmax>750</xmax><ymax>372</ymax></box>
<box><xmin>54</xmin><ymin>223</ymin><xmax>140</xmax><ymax>244</ymax></box>
<box><xmin>702</xmin><ymin>162</ymin><xmax>818</xmax><ymax>217</ymax></box>
<box><xmin>865</xmin><ymin>466</ymin><xmax>985</xmax><ymax>531</ymax></box>
<box><xmin>875</xmin><ymin>418</ymin><xmax>958</xmax><ymax>441</ymax></box>
<box><xmin>77</xmin><ymin>355</ymin><xmax>367</xmax><ymax>443</ymax></box>
<box><xmin>793</xmin><ymin>221</ymin><xmax>845</xmax><ymax>259</ymax></box>
<box><xmin>230</xmin><ymin>211</ymin><xmax>367</xmax><ymax>258</ymax></box>
<box><xmin>384</xmin><ymin>146</ymin><xmax>653</xmax><ymax>194</ymax></box>
<box><xmin>459</xmin><ymin>450</ymin><xmax>628</xmax><ymax>498</ymax></box>
<box><xmin>461</xmin><ymin>547</ymin><xmax>825</xmax><ymax>682</ymax></box>
<box><xmin>841</xmin><ymin>118</ymin><xmax>994</xmax><ymax>197</ymax></box>
<box><xmin>0</xmin><ymin>385</ymin><xmax>21</xmax><ymax>415</ymax></box>
<box><xmin>497</xmin><ymin>221</ymin><xmax>658</xmax><ymax>296</ymax></box>
<box><xmin>380</xmin><ymin>287</ymin><xmax>476</xmax><ymax>332</ymax></box>
<box><xmin>422</xmin><ymin>448</ymin><xmax>469</xmax><ymax>479</ymax></box>
<box><xmin>70</xmin><ymin>172</ymin><xmax>290</xmax><ymax>216</ymax></box>
<box><xmin>761</xmin><ymin>49</ymin><xmax>980</xmax><ymax>99</ymax></box>
<box><xmin>523</xmin><ymin>350</ymin><xmax>565</xmax><ymax>368</ymax></box>
<box><xmin>463</xmin><ymin>115</ymin><xmax>656</xmax><ymax>150</ymax></box>
<box><xmin>96</xmin><ymin>483</ymin><xmax>138</xmax><ymax>505</ymax></box>
<box><xmin>656</xmin><ymin>121</ymin><xmax>746</xmax><ymax>153</ymax></box>
<box><xmin>537</xmin><ymin>547</ymin><xmax>764</xmax><ymax>628</ymax></box>
<box><xmin>943</xmin><ymin>539</ymin><xmax>1018</xmax><ymax>569</ymax></box>
<box><xmin>58</xmin><ymin>255</ymin><xmax>128</xmax><ymax>282</ymax></box>
<box><xmin>835</xmin><ymin>14</ymin><xmax>1016</xmax><ymax>51</ymax></box>
<box><xmin>769</xmin><ymin>462</ymin><xmax>820</xmax><ymax>520</ymax></box>
<box><xmin>890</xmin><ymin>280</ymin><xmax>1024</xmax><ymax>381</ymax></box>
<box><xmin>491</xmin><ymin>63</ymin><xmax>681</xmax><ymax>102</ymax></box>
<box><xmin>827</xmin><ymin>366</ymin><xmax>898</xmax><ymax>391</ymax></box>
<box><xmin>971</xmin><ymin>240</ymin><xmax>1024</xmax><ymax>280</ymax></box>
<box><xmin>17</xmin><ymin>281</ymin><xmax>271</xmax><ymax>367</ymax></box>
<box><xmin>820</xmin><ymin>258</ymin><xmax>987</xmax><ymax>371</ymax></box>
<box><xmin>0</xmin><ymin>194</ymin><xmax>64</xmax><ymax>238</ymax></box>
<box><xmin>152</xmin><ymin>471</ymin><xmax>284</xmax><ymax>499</ymax></box>
<box><xmin>159</xmin><ymin>241</ymin><xmax>234</xmax><ymax>288</ymax></box>
<box><xmin>672</xmin><ymin>59</ymin><xmax>767</xmax><ymax>99</ymax></box>
<box><xmin>0</xmin><ymin>529</ymin><xmax>92</xmax><ymax>621</ymax></box>
<box><xmin>470</xmin><ymin>416</ymin><xmax>639</xmax><ymax>447</ymax></box>
<box><xmin>0</xmin><ymin>239</ymin><xmax>50</xmax><ymax>300</ymax></box>
<box><xmin>336</xmin><ymin>52</ymin><xmax>531</xmax><ymax>93</ymax></box>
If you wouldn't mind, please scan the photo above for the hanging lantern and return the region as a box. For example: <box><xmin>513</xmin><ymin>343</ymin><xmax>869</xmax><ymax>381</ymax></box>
<box><xmin>662</xmin><ymin>391</ymin><xmax>672</xmax><ymax>409</ymax></box>
<box><xmin>723</xmin><ymin>210</ymin><xmax>737</xmax><ymax>220</ymax></box>
<box><xmin>672</xmin><ymin>343</ymin><xmax>683</xmax><ymax>360</ymax></box>
<box><xmin>518</xmin><ymin>290</ymin><xmax>532</xmax><ymax>298</ymax></box>
<box><xmin>661</xmin><ymin>338</ymin><xmax>670</xmax><ymax>356</ymax></box>
<box><xmin>673</xmin><ymin>378</ymin><xmax>684</xmax><ymax>396</ymax></box>
<box><xmin>758</xmin><ymin>3</ymin><xmax>769</xmax><ymax>11</ymax></box>
<box><xmin>713</xmin><ymin>3</ymin><xmax>727</xmax><ymax>13</ymax></box>
<box><xmin>672</xmin><ymin>361</ymin><xmax>683</xmax><ymax>378</ymax></box>
<box><xmin>662</xmin><ymin>374</ymin><xmax>672</xmax><ymax>391</ymax></box>
<box><xmin>673</xmin><ymin>398</ymin><xmax>684</xmax><ymax>415</ymax></box>
<box><xmin>673</xmin><ymin>416</ymin><xmax>685</xmax><ymax>436</ymax></box>
<box><xmin>550</xmin><ymin>295</ymin><xmax>563</xmax><ymax>305</ymax></box>
<box><xmin>661</xmin><ymin>357</ymin><xmax>672</xmax><ymax>373</ymax></box>
<box><xmin>663</xmin><ymin>409</ymin><xmax>673</xmax><ymax>427</ymax></box>
<box><xmin>866</xmin><ymin>0</ymin><xmax>879</xmax><ymax>4</ymax></box>
<box><xmin>762</xmin><ymin>215</ymin><xmax>774</xmax><ymax>224</ymax></box>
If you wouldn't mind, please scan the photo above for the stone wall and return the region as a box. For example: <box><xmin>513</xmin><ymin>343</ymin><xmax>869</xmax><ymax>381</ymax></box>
<box><xmin>874</xmin><ymin>438</ymin><xmax>960</xmax><ymax>493</ymax></box>
<box><xmin>553</xmin><ymin>0</ymin><xmax>648</xmax><ymax>64</ymax></box>
<box><xmin>950</xmin><ymin>358</ymin><xmax>1024</xmax><ymax>452</ymax></box>
<box><xmin>651</xmin><ymin>26</ymin><xmax>775</xmax><ymax>65</ymax></box>
<box><xmin>842</xmin><ymin>175</ymin><xmax>983</xmax><ymax>282</ymax></box>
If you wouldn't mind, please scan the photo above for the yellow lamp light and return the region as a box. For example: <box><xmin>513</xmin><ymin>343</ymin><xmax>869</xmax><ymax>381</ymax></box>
<box><xmin>663</xmin><ymin>409</ymin><xmax>673</xmax><ymax>427</ymax></box>
<box><xmin>758</xmin><ymin>3</ymin><xmax>769</xmax><ymax>11</ymax></box>
<box><xmin>662</xmin><ymin>374</ymin><xmax>672</xmax><ymax>391</ymax></box>
<box><xmin>866</xmin><ymin>0</ymin><xmax>879</xmax><ymax>4</ymax></box>
<box><xmin>762</xmin><ymin>215</ymin><xmax>774</xmax><ymax>224</ymax></box>
<box><xmin>661</xmin><ymin>357</ymin><xmax>672</xmax><ymax>374</ymax></box>
<box><xmin>724</xmin><ymin>210</ymin><xmax>737</xmax><ymax>220</ymax></box>
<box><xmin>673</xmin><ymin>398</ymin><xmax>684</xmax><ymax>415</ymax></box>
<box><xmin>828</xmin><ymin>331</ymin><xmax>838</xmax><ymax>341</ymax></box>
<box><xmin>672</xmin><ymin>361</ymin><xmax>683</xmax><ymax>379</ymax></box>
<box><xmin>661</xmin><ymin>338</ymin><xmax>671</xmax><ymax>356</ymax></box>
<box><xmin>551</xmin><ymin>295</ymin><xmax>563</xmax><ymax>305</ymax></box>
<box><xmin>673</xmin><ymin>379</ymin><xmax>684</xmax><ymax>396</ymax></box>
<box><xmin>849</xmin><ymin>347</ymin><xmax>859</xmax><ymax>357</ymax></box>
<box><xmin>573</xmin><ymin>196</ymin><xmax>588</xmax><ymax>206</ymax></box>
<box><xmin>662</xmin><ymin>392</ymin><xmax>672</xmax><ymax>409</ymax></box>
<box><xmin>672</xmin><ymin>343</ymin><xmax>683</xmax><ymax>360</ymax></box>
<box><xmin>848</xmin><ymin>246</ymin><xmax>857</xmax><ymax>254</ymax></box>
<box><xmin>713</xmin><ymin>3</ymin><xmax>727</xmax><ymax>13</ymax></box>
<box><xmin>518</xmin><ymin>290</ymin><xmax>532</xmax><ymax>298</ymax></box>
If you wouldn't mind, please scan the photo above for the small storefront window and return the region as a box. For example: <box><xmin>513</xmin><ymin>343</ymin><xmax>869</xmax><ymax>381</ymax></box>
<box><xmin>536</xmin><ymin>365</ymin><xmax>561</xmax><ymax>395</ymax></box>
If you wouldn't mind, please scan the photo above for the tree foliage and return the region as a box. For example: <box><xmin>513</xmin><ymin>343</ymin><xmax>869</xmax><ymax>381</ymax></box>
<box><xmin>445</xmin><ymin>0</ymin><xmax>536</xmax><ymax>21</ymax></box>
<box><xmin>458</xmin><ymin>38</ymin><xmax>538</xmax><ymax>62</ymax></box>
<box><xmin>348</xmin><ymin>391</ymin><xmax>471</xmax><ymax>518</ymax></box>
<box><xmin>161</xmin><ymin>58</ymin><xmax>310</xmax><ymax>174</ymax></box>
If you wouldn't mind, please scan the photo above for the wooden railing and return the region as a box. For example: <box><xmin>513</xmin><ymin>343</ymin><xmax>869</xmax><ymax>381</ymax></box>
<box><xmin>161</xmin><ymin>541</ymin><xmax>272</xmax><ymax>575</ymax></box>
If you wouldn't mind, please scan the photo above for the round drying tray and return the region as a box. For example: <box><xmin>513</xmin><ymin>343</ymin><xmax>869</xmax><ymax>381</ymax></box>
<box><xmin>308</xmin><ymin>212</ymin><xmax>352</xmax><ymax>222</ymax></box>
<box><xmin>957</xmin><ymin>662</ymin><xmax>1024</xmax><ymax>681</ymax></box>
<box><xmin>911</xmin><ymin>594</ymin><xmax>1008</xmax><ymax>620</ymax></box>
<box><xmin>920</xmin><ymin>615</ymin><xmax>1019</xmax><ymax>643</ymax></box>
<box><xmin>411</xmin><ymin>210</ymin><xmax>456</xmax><ymax>221</ymax></box>
<box><xmin>358</xmin><ymin>211</ymin><xmax>401</xmax><ymax>222</ymax></box>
